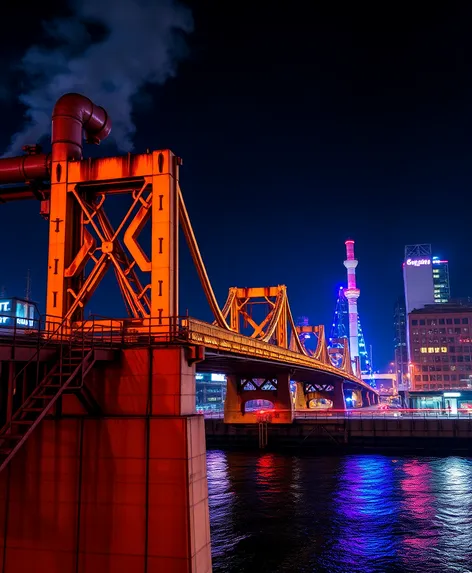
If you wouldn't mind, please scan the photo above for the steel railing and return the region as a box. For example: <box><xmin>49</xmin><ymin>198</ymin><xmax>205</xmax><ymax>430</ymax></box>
<box><xmin>0</xmin><ymin>313</ymin><xmax>126</xmax><ymax>429</ymax></box>
<box><xmin>3</xmin><ymin>313</ymin><xmax>472</xmax><ymax>411</ymax></box>
<box><xmin>200</xmin><ymin>408</ymin><xmax>472</xmax><ymax>420</ymax></box>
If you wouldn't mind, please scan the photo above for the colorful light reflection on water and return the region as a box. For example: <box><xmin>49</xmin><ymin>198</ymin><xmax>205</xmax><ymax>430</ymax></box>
<box><xmin>207</xmin><ymin>451</ymin><xmax>472</xmax><ymax>573</ymax></box>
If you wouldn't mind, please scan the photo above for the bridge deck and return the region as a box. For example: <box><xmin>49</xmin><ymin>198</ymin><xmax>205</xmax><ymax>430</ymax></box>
<box><xmin>0</xmin><ymin>316</ymin><xmax>377</xmax><ymax>393</ymax></box>
<box><xmin>184</xmin><ymin>318</ymin><xmax>376</xmax><ymax>391</ymax></box>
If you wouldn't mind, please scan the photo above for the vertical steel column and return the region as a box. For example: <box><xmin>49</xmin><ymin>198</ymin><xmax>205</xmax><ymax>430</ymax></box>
<box><xmin>151</xmin><ymin>151</ymin><xmax>179</xmax><ymax>327</ymax></box>
<box><xmin>46</xmin><ymin>159</ymin><xmax>80</xmax><ymax>326</ymax></box>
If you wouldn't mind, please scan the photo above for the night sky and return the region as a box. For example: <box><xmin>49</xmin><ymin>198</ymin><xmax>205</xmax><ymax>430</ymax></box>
<box><xmin>1</xmin><ymin>2</ymin><xmax>472</xmax><ymax>369</ymax></box>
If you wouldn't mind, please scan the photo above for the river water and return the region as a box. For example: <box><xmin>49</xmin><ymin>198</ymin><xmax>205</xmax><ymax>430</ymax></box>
<box><xmin>207</xmin><ymin>450</ymin><xmax>472</xmax><ymax>573</ymax></box>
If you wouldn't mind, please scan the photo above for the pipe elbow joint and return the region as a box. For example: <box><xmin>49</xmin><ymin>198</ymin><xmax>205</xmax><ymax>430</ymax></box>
<box><xmin>52</xmin><ymin>93</ymin><xmax>112</xmax><ymax>161</ymax></box>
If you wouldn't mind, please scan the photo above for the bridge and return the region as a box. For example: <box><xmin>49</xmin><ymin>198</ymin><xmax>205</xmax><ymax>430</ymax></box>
<box><xmin>0</xmin><ymin>93</ymin><xmax>378</xmax><ymax>572</ymax></box>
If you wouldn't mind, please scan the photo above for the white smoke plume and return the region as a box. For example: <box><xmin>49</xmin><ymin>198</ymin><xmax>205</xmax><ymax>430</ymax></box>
<box><xmin>4</xmin><ymin>0</ymin><xmax>193</xmax><ymax>156</ymax></box>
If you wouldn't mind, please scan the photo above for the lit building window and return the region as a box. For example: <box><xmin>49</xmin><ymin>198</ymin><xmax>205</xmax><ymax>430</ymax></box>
<box><xmin>420</xmin><ymin>346</ymin><xmax>448</xmax><ymax>354</ymax></box>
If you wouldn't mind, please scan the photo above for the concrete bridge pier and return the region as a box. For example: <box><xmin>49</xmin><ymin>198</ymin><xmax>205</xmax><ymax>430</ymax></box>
<box><xmin>361</xmin><ymin>389</ymin><xmax>371</xmax><ymax>407</ymax></box>
<box><xmin>294</xmin><ymin>381</ymin><xmax>309</xmax><ymax>410</ymax></box>
<box><xmin>332</xmin><ymin>380</ymin><xmax>346</xmax><ymax>410</ymax></box>
<box><xmin>0</xmin><ymin>346</ymin><xmax>212</xmax><ymax>573</ymax></box>
<box><xmin>224</xmin><ymin>373</ymin><xmax>293</xmax><ymax>424</ymax></box>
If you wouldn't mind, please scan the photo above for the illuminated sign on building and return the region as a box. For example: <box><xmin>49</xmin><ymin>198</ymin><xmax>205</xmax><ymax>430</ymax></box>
<box><xmin>0</xmin><ymin>298</ymin><xmax>36</xmax><ymax>328</ymax></box>
<box><xmin>211</xmin><ymin>373</ymin><xmax>226</xmax><ymax>382</ymax></box>
<box><xmin>420</xmin><ymin>347</ymin><xmax>448</xmax><ymax>353</ymax></box>
<box><xmin>0</xmin><ymin>300</ymin><xmax>12</xmax><ymax>325</ymax></box>
<box><xmin>406</xmin><ymin>258</ymin><xmax>431</xmax><ymax>267</ymax></box>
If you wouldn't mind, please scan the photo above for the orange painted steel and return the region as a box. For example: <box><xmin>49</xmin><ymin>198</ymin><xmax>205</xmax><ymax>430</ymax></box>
<box><xmin>40</xmin><ymin>150</ymin><xmax>180</xmax><ymax>326</ymax></box>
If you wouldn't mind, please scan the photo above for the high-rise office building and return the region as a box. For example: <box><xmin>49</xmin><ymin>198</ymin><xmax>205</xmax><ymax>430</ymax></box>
<box><xmin>403</xmin><ymin>246</ymin><xmax>451</xmax><ymax>312</ymax></box>
<box><xmin>398</xmin><ymin>244</ymin><xmax>451</xmax><ymax>395</ymax></box>
<box><xmin>432</xmin><ymin>257</ymin><xmax>450</xmax><ymax>303</ymax></box>
<box><xmin>403</xmin><ymin>244</ymin><xmax>435</xmax><ymax>314</ymax></box>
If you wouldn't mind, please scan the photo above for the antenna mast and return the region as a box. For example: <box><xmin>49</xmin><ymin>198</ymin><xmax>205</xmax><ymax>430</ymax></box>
<box><xmin>25</xmin><ymin>269</ymin><xmax>32</xmax><ymax>301</ymax></box>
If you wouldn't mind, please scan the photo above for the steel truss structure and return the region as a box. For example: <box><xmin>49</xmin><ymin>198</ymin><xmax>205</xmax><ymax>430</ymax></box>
<box><xmin>0</xmin><ymin>93</ymin><xmax>371</xmax><ymax>388</ymax></box>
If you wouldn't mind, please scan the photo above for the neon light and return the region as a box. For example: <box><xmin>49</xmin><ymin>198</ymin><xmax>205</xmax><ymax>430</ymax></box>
<box><xmin>406</xmin><ymin>258</ymin><xmax>431</xmax><ymax>267</ymax></box>
<box><xmin>444</xmin><ymin>392</ymin><xmax>461</xmax><ymax>398</ymax></box>
<box><xmin>0</xmin><ymin>301</ymin><xmax>11</xmax><ymax>312</ymax></box>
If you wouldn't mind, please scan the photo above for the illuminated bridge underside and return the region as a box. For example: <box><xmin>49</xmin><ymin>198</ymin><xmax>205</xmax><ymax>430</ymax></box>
<box><xmin>185</xmin><ymin>319</ymin><xmax>375</xmax><ymax>391</ymax></box>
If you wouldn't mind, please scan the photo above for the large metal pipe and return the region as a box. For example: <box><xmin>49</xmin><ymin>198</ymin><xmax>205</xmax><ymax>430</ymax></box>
<box><xmin>0</xmin><ymin>154</ymin><xmax>51</xmax><ymax>185</ymax></box>
<box><xmin>51</xmin><ymin>93</ymin><xmax>111</xmax><ymax>161</ymax></box>
<box><xmin>0</xmin><ymin>93</ymin><xmax>111</xmax><ymax>186</ymax></box>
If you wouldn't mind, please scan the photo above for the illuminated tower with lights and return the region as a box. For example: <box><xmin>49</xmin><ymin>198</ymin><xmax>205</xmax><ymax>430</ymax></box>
<box><xmin>329</xmin><ymin>286</ymin><xmax>372</xmax><ymax>376</ymax></box>
<box><xmin>343</xmin><ymin>239</ymin><xmax>360</xmax><ymax>373</ymax></box>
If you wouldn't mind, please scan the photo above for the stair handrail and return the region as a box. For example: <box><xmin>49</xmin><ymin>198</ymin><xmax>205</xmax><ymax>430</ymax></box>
<box><xmin>0</xmin><ymin>347</ymin><xmax>97</xmax><ymax>471</ymax></box>
<box><xmin>12</xmin><ymin>314</ymin><xmax>77</xmax><ymax>389</ymax></box>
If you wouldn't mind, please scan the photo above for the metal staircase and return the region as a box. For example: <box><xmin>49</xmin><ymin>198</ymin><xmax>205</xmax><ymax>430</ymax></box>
<box><xmin>0</xmin><ymin>321</ymin><xmax>116</xmax><ymax>474</ymax></box>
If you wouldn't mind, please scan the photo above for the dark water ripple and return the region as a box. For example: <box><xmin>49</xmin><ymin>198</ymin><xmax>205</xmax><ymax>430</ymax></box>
<box><xmin>207</xmin><ymin>451</ymin><xmax>472</xmax><ymax>573</ymax></box>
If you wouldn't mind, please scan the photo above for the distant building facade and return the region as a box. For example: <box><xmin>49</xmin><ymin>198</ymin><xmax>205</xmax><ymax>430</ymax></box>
<box><xmin>196</xmin><ymin>372</ymin><xmax>226</xmax><ymax>411</ymax></box>
<box><xmin>393</xmin><ymin>296</ymin><xmax>409</xmax><ymax>397</ymax></box>
<box><xmin>403</xmin><ymin>244</ymin><xmax>435</xmax><ymax>314</ymax></box>
<box><xmin>398</xmin><ymin>244</ymin><xmax>452</xmax><ymax>396</ymax></box>
<box><xmin>402</xmin><ymin>246</ymin><xmax>451</xmax><ymax>311</ymax></box>
<box><xmin>362</xmin><ymin>373</ymin><xmax>397</xmax><ymax>397</ymax></box>
<box><xmin>0</xmin><ymin>297</ymin><xmax>37</xmax><ymax>328</ymax></box>
<box><xmin>432</xmin><ymin>257</ymin><xmax>450</xmax><ymax>303</ymax></box>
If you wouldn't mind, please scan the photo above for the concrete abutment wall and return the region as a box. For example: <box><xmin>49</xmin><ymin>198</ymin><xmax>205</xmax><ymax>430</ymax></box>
<box><xmin>0</xmin><ymin>347</ymin><xmax>212</xmax><ymax>573</ymax></box>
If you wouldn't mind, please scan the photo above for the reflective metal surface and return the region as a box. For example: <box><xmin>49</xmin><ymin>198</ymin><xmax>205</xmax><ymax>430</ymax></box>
<box><xmin>208</xmin><ymin>451</ymin><xmax>472</xmax><ymax>572</ymax></box>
